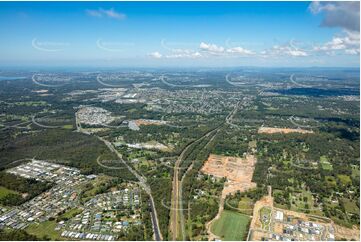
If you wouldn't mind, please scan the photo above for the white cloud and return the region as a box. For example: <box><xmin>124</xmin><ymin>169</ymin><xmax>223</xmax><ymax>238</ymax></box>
<box><xmin>159</xmin><ymin>39</ymin><xmax>202</xmax><ymax>58</ymax></box>
<box><xmin>165</xmin><ymin>52</ymin><xmax>202</xmax><ymax>59</ymax></box>
<box><xmin>152</xmin><ymin>41</ymin><xmax>254</xmax><ymax>59</ymax></box>
<box><xmin>200</xmin><ymin>42</ymin><xmax>255</xmax><ymax>57</ymax></box>
<box><xmin>150</xmin><ymin>34</ymin><xmax>359</xmax><ymax>61</ymax></box>
<box><xmin>309</xmin><ymin>1</ymin><xmax>336</xmax><ymax>14</ymax></box>
<box><xmin>308</xmin><ymin>2</ymin><xmax>359</xmax><ymax>56</ymax></box>
<box><xmin>309</xmin><ymin>1</ymin><xmax>359</xmax><ymax>32</ymax></box>
<box><xmin>102</xmin><ymin>8</ymin><xmax>126</xmax><ymax>20</ymax></box>
<box><xmin>313</xmin><ymin>31</ymin><xmax>360</xmax><ymax>55</ymax></box>
<box><xmin>288</xmin><ymin>49</ymin><xmax>308</xmax><ymax>57</ymax></box>
<box><xmin>148</xmin><ymin>51</ymin><xmax>202</xmax><ymax>59</ymax></box>
<box><xmin>148</xmin><ymin>52</ymin><xmax>162</xmax><ymax>59</ymax></box>
<box><xmin>226</xmin><ymin>47</ymin><xmax>254</xmax><ymax>55</ymax></box>
<box><xmin>262</xmin><ymin>43</ymin><xmax>308</xmax><ymax>58</ymax></box>
<box><xmin>86</xmin><ymin>8</ymin><xmax>126</xmax><ymax>20</ymax></box>
<box><xmin>345</xmin><ymin>49</ymin><xmax>360</xmax><ymax>55</ymax></box>
<box><xmin>86</xmin><ymin>9</ymin><xmax>103</xmax><ymax>18</ymax></box>
<box><xmin>192</xmin><ymin>52</ymin><xmax>202</xmax><ymax>58</ymax></box>
<box><xmin>200</xmin><ymin>42</ymin><xmax>225</xmax><ymax>53</ymax></box>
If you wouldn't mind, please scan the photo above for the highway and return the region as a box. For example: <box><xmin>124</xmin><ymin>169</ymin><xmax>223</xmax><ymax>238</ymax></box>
<box><xmin>0</xmin><ymin>120</ymin><xmax>31</xmax><ymax>131</ymax></box>
<box><xmin>96</xmin><ymin>136</ymin><xmax>163</xmax><ymax>241</ymax></box>
<box><xmin>289</xmin><ymin>73</ymin><xmax>311</xmax><ymax>88</ymax></box>
<box><xmin>170</xmin><ymin>97</ymin><xmax>245</xmax><ymax>240</ymax></box>
<box><xmin>179</xmin><ymin>128</ymin><xmax>220</xmax><ymax>240</ymax></box>
<box><xmin>170</xmin><ymin>125</ymin><xmax>222</xmax><ymax>240</ymax></box>
<box><xmin>149</xmin><ymin>198</ymin><xmax>162</xmax><ymax>241</ymax></box>
<box><xmin>75</xmin><ymin>112</ymin><xmax>163</xmax><ymax>240</ymax></box>
<box><xmin>75</xmin><ymin>96</ymin><xmax>248</xmax><ymax>241</ymax></box>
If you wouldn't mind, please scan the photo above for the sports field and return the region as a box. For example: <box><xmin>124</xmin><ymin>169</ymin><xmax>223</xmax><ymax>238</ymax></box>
<box><xmin>211</xmin><ymin>210</ymin><xmax>250</xmax><ymax>241</ymax></box>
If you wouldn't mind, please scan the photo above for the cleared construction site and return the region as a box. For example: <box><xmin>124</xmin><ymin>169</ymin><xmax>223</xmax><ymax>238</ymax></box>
<box><xmin>258</xmin><ymin>127</ymin><xmax>314</xmax><ymax>134</ymax></box>
<box><xmin>201</xmin><ymin>154</ymin><xmax>257</xmax><ymax>198</ymax></box>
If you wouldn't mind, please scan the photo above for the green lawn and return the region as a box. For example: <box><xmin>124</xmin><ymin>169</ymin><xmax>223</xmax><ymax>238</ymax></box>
<box><xmin>342</xmin><ymin>198</ymin><xmax>359</xmax><ymax>214</ymax></box>
<box><xmin>259</xmin><ymin>207</ymin><xmax>272</xmax><ymax>230</ymax></box>
<box><xmin>211</xmin><ymin>210</ymin><xmax>250</xmax><ymax>241</ymax></box>
<box><xmin>320</xmin><ymin>155</ymin><xmax>328</xmax><ymax>162</ymax></box>
<box><xmin>237</xmin><ymin>196</ymin><xmax>254</xmax><ymax>215</ymax></box>
<box><xmin>320</xmin><ymin>161</ymin><xmax>333</xmax><ymax>171</ymax></box>
<box><xmin>0</xmin><ymin>186</ymin><xmax>18</xmax><ymax>199</ymax></box>
<box><xmin>337</xmin><ymin>175</ymin><xmax>352</xmax><ymax>186</ymax></box>
<box><xmin>81</xmin><ymin>175</ymin><xmax>112</xmax><ymax>201</ymax></box>
<box><xmin>25</xmin><ymin>220</ymin><xmax>61</xmax><ymax>240</ymax></box>
<box><xmin>320</xmin><ymin>156</ymin><xmax>333</xmax><ymax>171</ymax></box>
<box><xmin>62</xmin><ymin>124</ymin><xmax>73</xmax><ymax>129</ymax></box>
<box><xmin>59</xmin><ymin>207</ymin><xmax>82</xmax><ymax>220</ymax></box>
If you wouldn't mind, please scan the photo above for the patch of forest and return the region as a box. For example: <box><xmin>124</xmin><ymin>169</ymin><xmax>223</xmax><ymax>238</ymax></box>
<box><xmin>0</xmin><ymin>172</ymin><xmax>52</xmax><ymax>206</ymax></box>
<box><xmin>0</xmin><ymin>129</ymin><xmax>136</xmax><ymax>180</ymax></box>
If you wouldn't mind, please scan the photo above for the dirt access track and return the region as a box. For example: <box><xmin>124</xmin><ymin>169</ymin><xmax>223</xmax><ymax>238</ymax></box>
<box><xmin>258</xmin><ymin>127</ymin><xmax>313</xmax><ymax>134</ymax></box>
<box><xmin>201</xmin><ymin>154</ymin><xmax>257</xmax><ymax>198</ymax></box>
<box><xmin>333</xmin><ymin>224</ymin><xmax>360</xmax><ymax>241</ymax></box>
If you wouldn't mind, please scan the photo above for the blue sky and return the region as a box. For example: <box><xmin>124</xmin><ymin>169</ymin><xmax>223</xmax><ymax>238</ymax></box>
<box><xmin>0</xmin><ymin>1</ymin><xmax>359</xmax><ymax>67</ymax></box>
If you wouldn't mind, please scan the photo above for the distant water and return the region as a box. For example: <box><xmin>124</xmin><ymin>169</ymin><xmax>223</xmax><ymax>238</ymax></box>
<box><xmin>271</xmin><ymin>87</ymin><xmax>360</xmax><ymax>97</ymax></box>
<box><xmin>193</xmin><ymin>84</ymin><xmax>212</xmax><ymax>87</ymax></box>
<box><xmin>0</xmin><ymin>76</ymin><xmax>26</xmax><ymax>81</ymax></box>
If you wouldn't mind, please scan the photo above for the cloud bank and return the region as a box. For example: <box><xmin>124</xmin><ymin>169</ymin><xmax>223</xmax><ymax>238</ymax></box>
<box><xmin>149</xmin><ymin>2</ymin><xmax>359</xmax><ymax>60</ymax></box>
<box><xmin>309</xmin><ymin>1</ymin><xmax>360</xmax><ymax>32</ymax></box>
<box><xmin>309</xmin><ymin>1</ymin><xmax>360</xmax><ymax>55</ymax></box>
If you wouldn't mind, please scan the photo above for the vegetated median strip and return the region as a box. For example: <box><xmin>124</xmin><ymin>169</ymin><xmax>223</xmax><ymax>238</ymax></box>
<box><xmin>179</xmin><ymin>128</ymin><xmax>220</xmax><ymax>240</ymax></box>
<box><xmin>171</xmin><ymin>124</ymin><xmax>223</xmax><ymax>240</ymax></box>
<box><xmin>173</xmin><ymin>98</ymin><xmax>246</xmax><ymax>240</ymax></box>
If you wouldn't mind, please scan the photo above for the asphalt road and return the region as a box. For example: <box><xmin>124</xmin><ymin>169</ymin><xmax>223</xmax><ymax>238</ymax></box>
<box><xmin>149</xmin><ymin>198</ymin><xmax>161</xmax><ymax>241</ymax></box>
<box><xmin>96</xmin><ymin>136</ymin><xmax>163</xmax><ymax>241</ymax></box>
<box><xmin>171</xmin><ymin>98</ymin><xmax>247</xmax><ymax>240</ymax></box>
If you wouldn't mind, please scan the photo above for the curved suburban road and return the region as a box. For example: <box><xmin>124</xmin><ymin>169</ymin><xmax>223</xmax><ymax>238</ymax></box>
<box><xmin>75</xmin><ymin>114</ymin><xmax>163</xmax><ymax>241</ymax></box>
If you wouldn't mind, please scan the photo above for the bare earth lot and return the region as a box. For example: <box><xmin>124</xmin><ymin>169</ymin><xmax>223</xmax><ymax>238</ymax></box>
<box><xmin>134</xmin><ymin>119</ymin><xmax>166</xmax><ymax>126</ymax></box>
<box><xmin>249</xmin><ymin>193</ymin><xmax>360</xmax><ymax>241</ymax></box>
<box><xmin>201</xmin><ymin>154</ymin><xmax>257</xmax><ymax>198</ymax></box>
<box><xmin>258</xmin><ymin>127</ymin><xmax>313</xmax><ymax>134</ymax></box>
<box><xmin>202</xmin><ymin>154</ymin><xmax>257</xmax><ymax>240</ymax></box>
